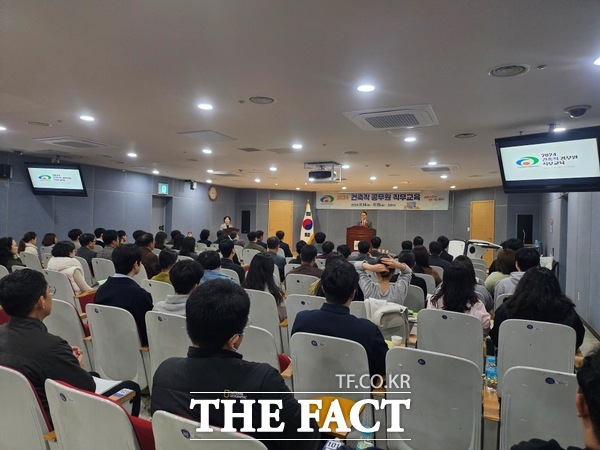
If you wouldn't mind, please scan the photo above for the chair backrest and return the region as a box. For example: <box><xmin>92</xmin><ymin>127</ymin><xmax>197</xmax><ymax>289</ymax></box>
<box><xmin>277</xmin><ymin>248</ymin><xmax>285</xmax><ymax>257</ymax></box>
<box><xmin>210</xmin><ymin>243</ymin><xmax>220</xmax><ymax>250</ymax></box>
<box><xmin>284</xmin><ymin>256</ymin><xmax>293</xmax><ymax>264</ymax></box>
<box><xmin>291</xmin><ymin>332</ymin><xmax>370</xmax><ymax>403</ymax></box>
<box><xmin>499</xmin><ymin>366</ymin><xmax>583</xmax><ymax>450</ymax></box>
<box><xmin>497</xmin><ymin>319</ymin><xmax>576</xmax><ymax>396</ymax></box>
<box><xmin>74</xmin><ymin>256</ymin><xmax>94</xmax><ymax>286</ymax></box>
<box><xmin>430</xmin><ymin>265</ymin><xmax>444</xmax><ymax>279</ymax></box>
<box><xmin>0</xmin><ymin>365</ymin><xmax>51</xmax><ymax>450</ymax></box>
<box><xmin>242</xmin><ymin>248</ymin><xmax>260</xmax><ymax>265</ymax></box>
<box><xmin>145</xmin><ymin>311</ymin><xmax>190</xmax><ymax>384</ymax></box>
<box><xmin>314</xmin><ymin>259</ymin><xmax>326</xmax><ymax>269</ymax></box>
<box><xmin>494</xmin><ymin>293</ymin><xmax>512</xmax><ymax>311</ymax></box>
<box><xmin>42</xmin><ymin>253</ymin><xmax>52</xmax><ymax>268</ymax></box>
<box><xmin>152</xmin><ymin>410</ymin><xmax>268</xmax><ymax>450</ymax></box>
<box><xmin>233</xmin><ymin>243</ymin><xmax>244</xmax><ymax>256</ymax></box>
<box><xmin>404</xmin><ymin>284</ymin><xmax>425</xmax><ymax>312</ymax></box>
<box><xmin>42</xmin><ymin>269</ymin><xmax>77</xmax><ymax>310</ymax></box>
<box><xmin>349</xmin><ymin>301</ymin><xmax>367</xmax><ymax>319</ymax></box>
<box><xmin>45</xmin><ymin>379</ymin><xmax>143</xmax><ymax>450</ymax></box>
<box><xmin>386</xmin><ymin>347</ymin><xmax>482</xmax><ymax>450</ymax></box>
<box><xmin>474</xmin><ymin>267</ymin><xmax>487</xmax><ymax>282</ymax></box>
<box><xmin>245</xmin><ymin>289</ymin><xmax>283</xmax><ymax>354</ymax></box>
<box><xmin>196</xmin><ymin>243</ymin><xmax>208</xmax><ymax>252</ymax></box>
<box><xmin>11</xmin><ymin>264</ymin><xmax>28</xmax><ymax>271</ymax></box>
<box><xmin>40</xmin><ymin>246</ymin><xmax>54</xmax><ymax>255</ymax></box>
<box><xmin>152</xmin><ymin>248</ymin><xmax>161</xmax><ymax>256</ymax></box>
<box><xmin>177</xmin><ymin>255</ymin><xmax>193</xmax><ymax>262</ymax></box>
<box><xmin>272</xmin><ymin>266</ymin><xmax>281</xmax><ymax>285</ymax></box>
<box><xmin>44</xmin><ymin>299</ymin><xmax>92</xmax><ymax>370</ymax></box>
<box><xmin>132</xmin><ymin>264</ymin><xmax>149</xmax><ymax>286</ymax></box>
<box><xmin>93</xmin><ymin>245</ymin><xmax>103</xmax><ymax>253</ymax></box>
<box><xmin>20</xmin><ymin>251</ymin><xmax>43</xmax><ymax>271</ymax></box>
<box><xmin>85</xmin><ymin>303</ymin><xmax>148</xmax><ymax>389</ymax></box>
<box><xmin>140</xmin><ymin>279</ymin><xmax>175</xmax><ymax>305</ymax></box>
<box><xmin>0</xmin><ymin>264</ymin><xmax>9</xmax><ymax>279</ymax></box>
<box><xmin>239</xmin><ymin>325</ymin><xmax>280</xmax><ymax>370</ymax></box>
<box><xmin>469</xmin><ymin>258</ymin><xmax>487</xmax><ymax>269</ymax></box>
<box><xmin>285</xmin><ymin>273</ymin><xmax>319</xmax><ymax>295</ymax></box>
<box><xmin>91</xmin><ymin>258</ymin><xmax>116</xmax><ymax>282</ymax></box>
<box><xmin>417</xmin><ymin>309</ymin><xmax>485</xmax><ymax>373</ymax></box>
<box><xmin>220</xmin><ymin>268</ymin><xmax>240</xmax><ymax>284</ymax></box>
<box><xmin>413</xmin><ymin>272</ymin><xmax>436</xmax><ymax>294</ymax></box>
<box><xmin>284</xmin><ymin>263</ymin><xmax>300</xmax><ymax>275</ymax></box>
<box><xmin>285</xmin><ymin>294</ymin><xmax>326</xmax><ymax>332</ymax></box>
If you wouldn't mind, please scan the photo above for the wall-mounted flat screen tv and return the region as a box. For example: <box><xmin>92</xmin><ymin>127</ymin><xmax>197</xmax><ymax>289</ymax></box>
<box><xmin>495</xmin><ymin>126</ymin><xmax>600</xmax><ymax>193</ymax></box>
<box><xmin>25</xmin><ymin>163</ymin><xmax>88</xmax><ymax>196</ymax></box>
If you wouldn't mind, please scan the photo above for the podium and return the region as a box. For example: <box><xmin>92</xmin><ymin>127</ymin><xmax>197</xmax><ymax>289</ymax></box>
<box><xmin>346</xmin><ymin>226</ymin><xmax>376</xmax><ymax>250</ymax></box>
<box><xmin>222</xmin><ymin>227</ymin><xmax>239</xmax><ymax>236</ymax></box>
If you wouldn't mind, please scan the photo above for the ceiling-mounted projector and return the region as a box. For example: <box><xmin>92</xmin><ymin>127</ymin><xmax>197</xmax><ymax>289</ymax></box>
<box><xmin>304</xmin><ymin>161</ymin><xmax>342</xmax><ymax>183</ymax></box>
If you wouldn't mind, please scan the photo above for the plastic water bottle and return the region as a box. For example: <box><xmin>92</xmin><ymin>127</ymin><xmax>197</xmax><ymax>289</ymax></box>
<box><xmin>485</xmin><ymin>355</ymin><xmax>497</xmax><ymax>391</ymax></box>
<box><xmin>356</xmin><ymin>432</ymin><xmax>374</xmax><ymax>449</ymax></box>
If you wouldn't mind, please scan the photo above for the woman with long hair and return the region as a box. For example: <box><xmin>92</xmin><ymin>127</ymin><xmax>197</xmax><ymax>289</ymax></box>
<box><xmin>18</xmin><ymin>231</ymin><xmax>39</xmax><ymax>257</ymax></box>
<box><xmin>454</xmin><ymin>255</ymin><xmax>493</xmax><ymax>311</ymax></box>
<box><xmin>47</xmin><ymin>241</ymin><xmax>93</xmax><ymax>294</ymax></box>
<box><xmin>41</xmin><ymin>232</ymin><xmax>57</xmax><ymax>247</ymax></box>
<box><xmin>154</xmin><ymin>231</ymin><xmax>168</xmax><ymax>250</ymax></box>
<box><xmin>178</xmin><ymin>236</ymin><xmax>199</xmax><ymax>259</ymax></box>
<box><xmin>485</xmin><ymin>248</ymin><xmax>516</xmax><ymax>295</ymax></box>
<box><xmin>412</xmin><ymin>245</ymin><xmax>442</xmax><ymax>286</ymax></box>
<box><xmin>428</xmin><ymin>261</ymin><xmax>491</xmax><ymax>334</ymax></box>
<box><xmin>242</xmin><ymin>252</ymin><xmax>286</xmax><ymax>321</ymax></box>
<box><xmin>0</xmin><ymin>237</ymin><xmax>25</xmax><ymax>272</ymax></box>
<box><xmin>490</xmin><ymin>266</ymin><xmax>584</xmax><ymax>349</ymax></box>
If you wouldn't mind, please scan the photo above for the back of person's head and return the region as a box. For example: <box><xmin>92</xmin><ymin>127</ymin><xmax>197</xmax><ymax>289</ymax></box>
<box><xmin>18</xmin><ymin>231</ymin><xmax>37</xmax><ymax>252</ymax></box>
<box><xmin>437</xmin><ymin>235</ymin><xmax>450</xmax><ymax>250</ymax></box>
<box><xmin>321</xmin><ymin>241</ymin><xmax>335</xmax><ymax>255</ymax></box>
<box><xmin>158</xmin><ymin>249</ymin><xmax>177</xmax><ymax>270</ymax></box>
<box><xmin>576</xmin><ymin>346</ymin><xmax>600</xmax><ymax>446</ymax></box>
<box><xmin>117</xmin><ymin>230</ymin><xmax>127</xmax><ymax>242</ymax></box>
<box><xmin>453</xmin><ymin>255</ymin><xmax>477</xmax><ymax>284</ymax></box>
<box><xmin>267</xmin><ymin>236</ymin><xmax>280</xmax><ymax>250</ymax></box>
<box><xmin>51</xmin><ymin>241</ymin><xmax>75</xmax><ymax>257</ymax></box>
<box><xmin>371</xmin><ymin>236</ymin><xmax>381</xmax><ymax>249</ymax></box>
<box><xmin>219</xmin><ymin>240</ymin><xmax>235</xmax><ymax>258</ymax></box>
<box><xmin>315</xmin><ymin>232</ymin><xmax>326</xmax><ymax>244</ymax></box>
<box><xmin>154</xmin><ymin>231</ymin><xmax>167</xmax><ymax>247</ymax></box>
<box><xmin>401</xmin><ymin>240</ymin><xmax>413</xmax><ymax>251</ymax></box>
<box><xmin>94</xmin><ymin>228</ymin><xmax>105</xmax><ymax>239</ymax></box>
<box><xmin>413</xmin><ymin>236</ymin><xmax>424</xmax><ymax>247</ymax></box>
<box><xmin>179</xmin><ymin>236</ymin><xmax>196</xmax><ymax>256</ymax></box>
<box><xmin>300</xmin><ymin>244</ymin><xmax>318</xmax><ymax>262</ymax></box>
<box><xmin>376</xmin><ymin>256</ymin><xmax>394</xmax><ymax>279</ymax></box>
<box><xmin>432</xmin><ymin>261</ymin><xmax>477</xmax><ymax>312</ymax></box>
<box><xmin>132</xmin><ymin>230</ymin><xmax>146</xmax><ymax>241</ymax></box>
<box><xmin>509</xmin><ymin>266</ymin><xmax>572</xmax><ymax>318</ymax></box>
<box><xmin>68</xmin><ymin>228</ymin><xmax>82</xmax><ymax>241</ymax></box>
<box><xmin>170</xmin><ymin>260</ymin><xmax>204</xmax><ymax>295</ymax></box>
<box><xmin>515</xmin><ymin>247</ymin><xmax>540</xmax><ymax>272</ymax></box>
<box><xmin>357</xmin><ymin>240</ymin><xmax>370</xmax><ymax>254</ymax></box>
<box><xmin>256</xmin><ymin>230</ymin><xmax>264</xmax><ymax>240</ymax></box>
<box><xmin>242</xmin><ymin>252</ymin><xmax>284</xmax><ymax>306</ymax></box>
<box><xmin>216</xmin><ymin>230</ymin><xmax>225</xmax><ymax>240</ymax></box>
<box><xmin>0</xmin><ymin>269</ymin><xmax>48</xmax><ymax>317</ymax></box>
<box><xmin>173</xmin><ymin>234</ymin><xmax>185</xmax><ymax>250</ymax></box>
<box><xmin>196</xmin><ymin>250</ymin><xmax>221</xmax><ymax>270</ymax></box>
<box><xmin>104</xmin><ymin>229</ymin><xmax>118</xmax><ymax>247</ymax></box>
<box><xmin>276</xmin><ymin>230</ymin><xmax>285</xmax><ymax>240</ymax></box>
<box><xmin>231</xmin><ymin>231</ymin><xmax>239</xmax><ymax>240</ymax></box>
<box><xmin>199</xmin><ymin>229</ymin><xmax>210</xmax><ymax>241</ymax></box>
<box><xmin>321</xmin><ymin>260</ymin><xmax>358</xmax><ymax>305</ymax></box>
<box><xmin>186</xmin><ymin>279</ymin><xmax>250</xmax><ymax>350</ymax></box>
<box><xmin>502</xmin><ymin>238</ymin><xmax>524</xmax><ymax>252</ymax></box>
<box><xmin>136</xmin><ymin>233</ymin><xmax>154</xmax><ymax>248</ymax></box>
<box><xmin>295</xmin><ymin>240</ymin><xmax>307</xmax><ymax>254</ymax></box>
<box><xmin>41</xmin><ymin>233</ymin><xmax>57</xmax><ymax>246</ymax></box>
<box><xmin>398</xmin><ymin>251</ymin><xmax>416</xmax><ymax>268</ymax></box>
<box><xmin>79</xmin><ymin>233</ymin><xmax>95</xmax><ymax>247</ymax></box>
<box><xmin>336</xmin><ymin>244</ymin><xmax>351</xmax><ymax>259</ymax></box>
<box><xmin>325</xmin><ymin>251</ymin><xmax>346</xmax><ymax>265</ymax></box>
<box><xmin>171</xmin><ymin>230</ymin><xmax>182</xmax><ymax>240</ymax></box>
<box><xmin>111</xmin><ymin>244</ymin><xmax>142</xmax><ymax>275</ymax></box>
<box><xmin>247</xmin><ymin>231</ymin><xmax>257</xmax><ymax>242</ymax></box>
<box><xmin>429</xmin><ymin>241</ymin><xmax>443</xmax><ymax>256</ymax></box>
<box><xmin>412</xmin><ymin>245</ymin><xmax>431</xmax><ymax>269</ymax></box>
<box><xmin>495</xmin><ymin>249</ymin><xmax>516</xmax><ymax>274</ymax></box>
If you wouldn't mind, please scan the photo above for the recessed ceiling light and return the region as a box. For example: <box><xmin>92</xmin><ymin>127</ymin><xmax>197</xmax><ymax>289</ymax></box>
<box><xmin>309</xmin><ymin>177</ymin><xmax>315</xmax><ymax>182</ymax></box>
<box><xmin>79</xmin><ymin>115</ymin><xmax>95</xmax><ymax>122</ymax></box>
<box><xmin>369</xmin><ymin>176</ymin><xmax>377</xmax><ymax>181</ymax></box>
<box><xmin>152</xmin><ymin>169</ymin><xmax>159</xmax><ymax>175</ymax></box>
<box><xmin>197</xmin><ymin>103</ymin><xmax>213</xmax><ymax>110</ymax></box>
<box><xmin>202</xmin><ymin>148</ymin><xmax>212</xmax><ymax>154</ymax></box>
<box><xmin>392</xmin><ymin>186</ymin><xmax>398</xmax><ymax>189</ymax></box>
<box><xmin>0</xmin><ymin>126</ymin><xmax>6</xmax><ymax>131</ymax></box>
<box><xmin>594</xmin><ymin>57</ymin><xmax>600</xmax><ymax>66</ymax></box>
<box><xmin>207</xmin><ymin>169</ymin><xmax>214</xmax><ymax>173</ymax></box>
<box><xmin>206</xmin><ymin>179</ymin><xmax>212</xmax><ymax>183</ymax></box>
<box><xmin>269</xmin><ymin>166</ymin><xmax>277</xmax><ymax>172</ymax></box>
<box><xmin>357</xmin><ymin>84</ymin><xmax>375</xmax><ymax>92</ymax></box>
<box><xmin>454</xmin><ymin>133</ymin><xmax>477</xmax><ymax>139</ymax></box>
<box><xmin>553</xmin><ymin>127</ymin><xmax>566</xmax><ymax>132</ymax></box>
<box><xmin>440</xmin><ymin>174</ymin><xmax>448</xmax><ymax>179</ymax></box>
<box><xmin>295</xmin><ymin>187</ymin><xmax>300</xmax><ymax>190</ymax></box>
<box><xmin>254</xmin><ymin>178</ymin><xmax>261</xmax><ymax>183</ymax></box>
<box><xmin>450</xmin><ymin>185</ymin><xmax>456</xmax><ymax>189</ymax></box>
<box><xmin>404</xmin><ymin>137</ymin><xmax>417</xmax><ymax>143</ymax></box>
<box><xmin>127</xmin><ymin>152</ymin><xmax>137</xmax><ymax>158</ymax></box>
<box><xmin>428</xmin><ymin>161</ymin><xmax>437</xmax><ymax>166</ymax></box>
<box><xmin>342</xmin><ymin>186</ymin><xmax>347</xmax><ymax>190</ymax></box>
<box><xmin>342</xmin><ymin>164</ymin><xmax>350</xmax><ymax>169</ymax></box>
<box><xmin>292</xmin><ymin>144</ymin><xmax>303</xmax><ymax>150</ymax></box>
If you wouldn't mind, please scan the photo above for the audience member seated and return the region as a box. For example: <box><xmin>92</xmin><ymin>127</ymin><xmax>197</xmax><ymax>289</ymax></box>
<box><xmin>353</xmin><ymin>256</ymin><xmax>411</xmax><ymax>304</ymax></box>
<box><xmin>151</xmin><ymin>249</ymin><xmax>178</xmax><ymax>284</ymax></box>
<box><xmin>75</xmin><ymin>233</ymin><xmax>97</xmax><ymax>272</ymax></box>
<box><xmin>117</xmin><ymin>229</ymin><xmax>127</xmax><ymax>244</ymax></box>
<box><xmin>489</xmin><ymin>238</ymin><xmax>523</xmax><ymax>273</ymax></box>
<box><xmin>316</xmin><ymin>240</ymin><xmax>335</xmax><ymax>259</ymax></box>
<box><xmin>96</xmin><ymin>229</ymin><xmax>119</xmax><ymax>260</ymax></box>
<box><xmin>132</xmin><ymin>229</ymin><xmax>146</xmax><ymax>242</ymax></box>
<box><xmin>18</xmin><ymin>231</ymin><xmax>38</xmax><ymax>257</ymax></box>
<box><xmin>94</xmin><ymin>244</ymin><xmax>153</xmax><ymax>346</ymax></box>
<box><xmin>154</xmin><ymin>231</ymin><xmax>168</xmax><ymax>250</ymax></box>
<box><xmin>178</xmin><ymin>236</ymin><xmax>199</xmax><ymax>260</ymax></box>
<box><xmin>41</xmin><ymin>233</ymin><xmax>57</xmax><ymax>248</ymax></box>
<box><xmin>265</xmin><ymin>236</ymin><xmax>286</xmax><ymax>280</ymax></box>
<box><xmin>0</xmin><ymin>237</ymin><xmax>25</xmax><ymax>272</ymax></box>
<box><xmin>369</xmin><ymin>236</ymin><xmax>384</xmax><ymax>258</ymax></box>
<box><xmin>428</xmin><ymin>241</ymin><xmax>450</xmax><ymax>270</ymax></box>
<box><xmin>349</xmin><ymin>240</ymin><xmax>376</xmax><ymax>264</ymax></box>
<box><xmin>494</xmin><ymin>247</ymin><xmax>540</xmax><ymax>301</ymax></box>
<box><xmin>47</xmin><ymin>241</ymin><xmax>93</xmax><ymax>294</ymax></box>
<box><xmin>395</xmin><ymin>252</ymin><xmax>427</xmax><ymax>302</ymax></box>
<box><xmin>292</xmin><ymin>260</ymin><xmax>388</xmax><ymax>376</ymax></box>
<box><xmin>219</xmin><ymin>240</ymin><xmax>246</xmax><ymax>283</ymax></box>
<box><xmin>484</xmin><ymin>248</ymin><xmax>516</xmax><ymax>295</ymax></box>
<box><xmin>244</xmin><ymin>231</ymin><xmax>266</xmax><ymax>253</ymax></box>
<box><xmin>490</xmin><ymin>266</ymin><xmax>584</xmax><ymax>349</ymax></box>
<box><xmin>167</xmin><ymin>229</ymin><xmax>182</xmax><ymax>246</ymax></box>
<box><xmin>437</xmin><ymin>235</ymin><xmax>454</xmax><ymax>262</ymax></box>
<box><xmin>153</xmin><ymin>260</ymin><xmax>203</xmax><ymax>316</ymax></box>
<box><xmin>151</xmin><ymin>279</ymin><xmax>318</xmax><ymax>449</ymax></box>
<box><xmin>309</xmin><ymin>251</ymin><xmax>347</xmax><ymax>296</ymax></box>
<box><xmin>336</xmin><ymin>244</ymin><xmax>351</xmax><ymax>260</ymax></box>
<box><xmin>172</xmin><ymin>233</ymin><xmax>185</xmax><ymax>251</ymax></box>
<box><xmin>68</xmin><ymin>228</ymin><xmax>83</xmax><ymax>249</ymax></box>
<box><xmin>453</xmin><ymin>255</ymin><xmax>493</xmax><ymax>311</ymax></box>
<box><xmin>412</xmin><ymin>245</ymin><xmax>442</xmax><ymax>286</ymax></box>
<box><xmin>214</xmin><ymin>229</ymin><xmax>231</xmax><ymax>246</ymax></box>
<box><xmin>427</xmin><ymin>261</ymin><xmax>491</xmax><ymax>335</ymax></box>
<box><xmin>197</xmin><ymin>250</ymin><xmax>233</xmax><ymax>284</ymax></box>
<box><xmin>314</xmin><ymin>231</ymin><xmax>326</xmax><ymax>254</ymax></box>
<box><xmin>136</xmin><ymin>232</ymin><xmax>159</xmax><ymax>278</ymax></box>
<box><xmin>276</xmin><ymin>230</ymin><xmax>293</xmax><ymax>257</ymax></box>
<box><xmin>288</xmin><ymin>244</ymin><xmax>323</xmax><ymax>278</ymax></box>
<box><xmin>197</xmin><ymin>228</ymin><xmax>212</xmax><ymax>246</ymax></box>
<box><xmin>0</xmin><ymin>269</ymin><xmax>141</xmax><ymax>418</ymax></box>
<box><xmin>413</xmin><ymin>235</ymin><xmax>424</xmax><ymax>248</ymax></box>
<box><xmin>243</xmin><ymin>252</ymin><xmax>287</xmax><ymax>321</ymax></box>
<box><xmin>230</xmin><ymin>231</ymin><xmax>245</xmax><ymax>246</ymax></box>
<box><xmin>255</xmin><ymin>230</ymin><xmax>267</xmax><ymax>249</ymax></box>
<box><xmin>289</xmin><ymin>240</ymin><xmax>307</xmax><ymax>264</ymax></box>
<box><xmin>94</xmin><ymin>228</ymin><xmax>106</xmax><ymax>248</ymax></box>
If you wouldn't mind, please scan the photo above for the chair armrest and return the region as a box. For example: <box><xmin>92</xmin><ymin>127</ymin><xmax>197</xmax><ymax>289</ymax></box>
<box><xmin>482</xmin><ymin>389</ymin><xmax>500</xmax><ymax>422</ymax></box>
<box><xmin>83</xmin><ymin>336</ymin><xmax>92</xmax><ymax>342</ymax></box>
<box><xmin>108</xmin><ymin>388</ymin><xmax>136</xmax><ymax>406</ymax></box>
<box><xmin>281</xmin><ymin>362</ymin><xmax>293</xmax><ymax>379</ymax></box>
<box><xmin>140</xmin><ymin>346</ymin><xmax>149</xmax><ymax>352</ymax></box>
<box><xmin>79</xmin><ymin>313</ymin><xmax>87</xmax><ymax>320</ymax></box>
<box><xmin>371</xmin><ymin>386</ymin><xmax>386</xmax><ymax>398</ymax></box>
<box><xmin>279</xmin><ymin>318</ymin><xmax>288</xmax><ymax>327</ymax></box>
<box><xmin>44</xmin><ymin>430</ymin><xmax>57</xmax><ymax>442</ymax></box>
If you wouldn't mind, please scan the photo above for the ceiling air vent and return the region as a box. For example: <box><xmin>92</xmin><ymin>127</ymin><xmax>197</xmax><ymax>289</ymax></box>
<box><xmin>413</xmin><ymin>164</ymin><xmax>460</xmax><ymax>174</ymax></box>
<box><xmin>238</xmin><ymin>147</ymin><xmax>261</xmax><ymax>152</ymax></box>
<box><xmin>343</xmin><ymin>105</ymin><xmax>438</xmax><ymax>131</ymax></box>
<box><xmin>33</xmin><ymin>136</ymin><xmax>112</xmax><ymax>149</ymax></box>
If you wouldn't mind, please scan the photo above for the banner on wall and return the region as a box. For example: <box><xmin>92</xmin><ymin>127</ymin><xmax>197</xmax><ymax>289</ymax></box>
<box><xmin>316</xmin><ymin>191</ymin><xmax>449</xmax><ymax>210</ymax></box>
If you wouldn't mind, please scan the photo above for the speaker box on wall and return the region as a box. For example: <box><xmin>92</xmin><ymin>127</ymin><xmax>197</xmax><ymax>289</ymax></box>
<box><xmin>241</xmin><ymin>210</ymin><xmax>251</xmax><ymax>234</ymax></box>
<box><xmin>0</xmin><ymin>164</ymin><xmax>12</xmax><ymax>179</ymax></box>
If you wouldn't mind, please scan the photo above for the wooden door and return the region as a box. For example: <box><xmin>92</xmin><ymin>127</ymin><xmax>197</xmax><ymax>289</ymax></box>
<box><xmin>470</xmin><ymin>200</ymin><xmax>495</xmax><ymax>266</ymax></box>
<box><xmin>268</xmin><ymin>200</ymin><xmax>294</xmax><ymax>244</ymax></box>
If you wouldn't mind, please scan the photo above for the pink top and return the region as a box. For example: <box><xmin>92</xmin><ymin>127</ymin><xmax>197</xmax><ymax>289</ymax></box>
<box><xmin>427</xmin><ymin>296</ymin><xmax>491</xmax><ymax>335</ymax></box>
